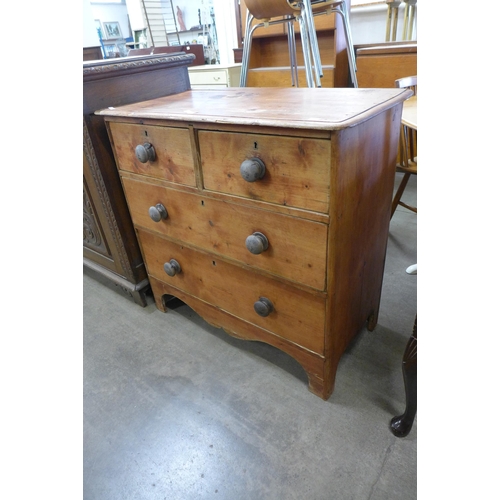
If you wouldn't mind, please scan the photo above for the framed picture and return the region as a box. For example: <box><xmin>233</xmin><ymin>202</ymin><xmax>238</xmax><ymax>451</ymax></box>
<box><xmin>103</xmin><ymin>21</ymin><xmax>122</xmax><ymax>40</ymax></box>
<box><xmin>104</xmin><ymin>44</ymin><xmax>118</xmax><ymax>58</ymax></box>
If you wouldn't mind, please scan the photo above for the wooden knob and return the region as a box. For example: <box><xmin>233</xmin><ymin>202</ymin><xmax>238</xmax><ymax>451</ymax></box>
<box><xmin>254</xmin><ymin>297</ymin><xmax>274</xmax><ymax>317</ymax></box>
<box><xmin>148</xmin><ymin>203</ymin><xmax>168</xmax><ymax>222</ymax></box>
<box><xmin>245</xmin><ymin>232</ymin><xmax>269</xmax><ymax>254</ymax></box>
<box><xmin>240</xmin><ymin>158</ymin><xmax>266</xmax><ymax>182</ymax></box>
<box><xmin>135</xmin><ymin>142</ymin><xmax>156</xmax><ymax>163</ymax></box>
<box><xmin>163</xmin><ymin>259</ymin><xmax>181</xmax><ymax>277</ymax></box>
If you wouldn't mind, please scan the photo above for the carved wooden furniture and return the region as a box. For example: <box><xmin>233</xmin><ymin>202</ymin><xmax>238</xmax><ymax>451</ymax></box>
<box><xmin>390</xmin><ymin>316</ymin><xmax>417</xmax><ymax>437</ymax></box>
<box><xmin>83</xmin><ymin>53</ymin><xmax>194</xmax><ymax>306</ymax></box>
<box><xmin>238</xmin><ymin>0</ymin><xmax>352</xmax><ymax>87</ymax></box>
<box><xmin>99</xmin><ymin>86</ymin><xmax>411</xmax><ymax>399</ymax></box>
<box><xmin>127</xmin><ymin>45</ymin><xmax>205</xmax><ymax>66</ymax></box>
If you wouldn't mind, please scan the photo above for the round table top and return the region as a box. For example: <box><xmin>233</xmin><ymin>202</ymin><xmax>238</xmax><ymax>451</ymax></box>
<box><xmin>402</xmin><ymin>95</ymin><xmax>417</xmax><ymax>130</ymax></box>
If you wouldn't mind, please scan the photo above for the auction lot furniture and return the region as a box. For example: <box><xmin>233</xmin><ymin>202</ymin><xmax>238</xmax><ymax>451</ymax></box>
<box><xmin>99</xmin><ymin>86</ymin><xmax>411</xmax><ymax>398</ymax></box>
<box><xmin>188</xmin><ymin>63</ymin><xmax>242</xmax><ymax>89</ymax></box>
<box><xmin>355</xmin><ymin>41</ymin><xmax>416</xmax><ymax>88</ymax></box>
<box><xmin>238</xmin><ymin>0</ymin><xmax>353</xmax><ymax>87</ymax></box>
<box><xmin>83</xmin><ymin>53</ymin><xmax>193</xmax><ymax>305</ymax></box>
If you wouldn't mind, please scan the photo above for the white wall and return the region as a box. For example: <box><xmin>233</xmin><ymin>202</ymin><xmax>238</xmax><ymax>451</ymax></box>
<box><xmin>88</xmin><ymin>0</ymin><xmax>132</xmax><ymax>42</ymax></box>
<box><xmin>350</xmin><ymin>3</ymin><xmax>417</xmax><ymax>45</ymax></box>
<box><xmin>83</xmin><ymin>0</ymin><xmax>100</xmax><ymax>47</ymax></box>
<box><xmin>212</xmin><ymin>0</ymin><xmax>238</xmax><ymax>66</ymax></box>
<box><xmin>125</xmin><ymin>0</ymin><xmax>145</xmax><ymax>31</ymax></box>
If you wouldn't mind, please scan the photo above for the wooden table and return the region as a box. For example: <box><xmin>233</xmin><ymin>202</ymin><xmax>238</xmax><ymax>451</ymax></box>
<box><xmin>402</xmin><ymin>95</ymin><xmax>417</xmax><ymax>130</ymax></box>
<box><xmin>403</xmin><ymin>94</ymin><xmax>417</xmax><ymax>276</ymax></box>
<box><xmin>98</xmin><ymin>87</ymin><xmax>411</xmax><ymax>400</ymax></box>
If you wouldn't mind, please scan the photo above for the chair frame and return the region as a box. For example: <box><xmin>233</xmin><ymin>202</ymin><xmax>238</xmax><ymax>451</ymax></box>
<box><xmin>240</xmin><ymin>0</ymin><xmax>357</xmax><ymax>88</ymax></box>
<box><xmin>391</xmin><ymin>75</ymin><xmax>417</xmax><ymax>218</ymax></box>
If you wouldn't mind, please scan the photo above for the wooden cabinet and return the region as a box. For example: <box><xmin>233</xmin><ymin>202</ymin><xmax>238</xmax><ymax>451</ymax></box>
<box><xmin>99</xmin><ymin>86</ymin><xmax>410</xmax><ymax>399</ymax></box>
<box><xmin>355</xmin><ymin>42</ymin><xmax>417</xmax><ymax>88</ymax></box>
<box><xmin>83</xmin><ymin>53</ymin><xmax>193</xmax><ymax>306</ymax></box>
<box><xmin>188</xmin><ymin>63</ymin><xmax>242</xmax><ymax>88</ymax></box>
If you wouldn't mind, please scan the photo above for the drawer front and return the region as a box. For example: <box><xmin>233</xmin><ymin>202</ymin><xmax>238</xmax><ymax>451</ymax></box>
<box><xmin>189</xmin><ymin>70</ymin><xmax>228</xmax><ymax>86</ymax></box>
<box><xmin>109</xmin><ymin>122</ymin><xmax>196</xmax><ymax>186</ymax></box>
<box><xmin>139</xmin><ymin>229</ymin><xmax>326</xmax><ymax>354</ymax></box>
<box><xmin>199</xmin><ymin>130</ymin><xmax>331</xmax><ymax>213</ymax></box>
<box><xmin>123</xmin><ymin>177</ymin><xmax>328</xmax><ymax>290</ymax></box>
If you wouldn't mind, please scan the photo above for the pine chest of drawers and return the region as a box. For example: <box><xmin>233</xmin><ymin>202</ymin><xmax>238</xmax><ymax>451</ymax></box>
<box><xmin>99</xmin><ymin>87</ymin><xmax>411</xmax><ymax>400</ymax></box>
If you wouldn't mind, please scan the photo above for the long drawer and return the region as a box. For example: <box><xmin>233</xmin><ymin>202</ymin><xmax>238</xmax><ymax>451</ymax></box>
<box><xmin>108</xmin><ymin>122</ymin><xmax>196</xmax><ymax>186</ymax></box>
<box><xmin>189</xmin><ymin>69</ymin><xmax>229</xmax><ymax>86</ymax></box>
<box><xmin>138</xmin><ymin>229</ymin><xmax>326</xmax><ymax>354</ymax></box>
<box><xmin>199</xmin><ymin>130</ymin><xmax>331</xmax><ymax>213</ymax></box>
<box><xmin>122</xmin><ymin>177</ymin><xmax>328</xmax><ymax>290</ymax></box>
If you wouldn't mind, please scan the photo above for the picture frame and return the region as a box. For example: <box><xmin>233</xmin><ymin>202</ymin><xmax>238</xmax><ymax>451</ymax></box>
<box><xmin>104</xmin><ymin>44</ymin><xmax>118</xmax><ymax>58</ymax></box>
<box><xmin>103</xmin><ymin>21</ymin><xmax>122</xmax><ymax>40</ymax></box>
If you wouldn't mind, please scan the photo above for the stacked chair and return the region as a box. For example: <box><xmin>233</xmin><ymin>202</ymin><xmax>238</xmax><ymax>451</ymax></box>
<box><xmin>240</xmin><ymin>0</ymin><xmax>358</xmax><ymax>88</ymax></box>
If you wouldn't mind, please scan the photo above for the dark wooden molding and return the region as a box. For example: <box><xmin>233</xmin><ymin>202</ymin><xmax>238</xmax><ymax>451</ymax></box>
<box><xmin>83</xmin><ymin>53</ymin><xmax>193</xmax><ymax>306</ymax></box>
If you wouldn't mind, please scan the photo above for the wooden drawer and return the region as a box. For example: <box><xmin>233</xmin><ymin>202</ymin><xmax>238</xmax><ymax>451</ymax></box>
<box><xmin>189</xmin><ymin>70</ymin><xmax>229</xmax><ymax>86</ymax></box>
<box><xmin>108</xmin><ymin>122</ymin><xmax>196</xmax><ymax>186</ymax></box>
<box><xmin>122</xmin><ymin>177</ymin><xmax>328</xmax><ymax>290</ymax></box>
<box><xmin>138</xmin><ymin>229</ymin><xmax>326</xmax><ymax>354</ymax></box>
<box><xmin>199</xmin><ymin>130</ymin><xmax>331</xmax><ymax>213</ymax></box>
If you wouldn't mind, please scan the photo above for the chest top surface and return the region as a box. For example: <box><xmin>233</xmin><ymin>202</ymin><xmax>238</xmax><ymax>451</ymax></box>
<box><xmin>97</xmin><ymin>87</ymin><xmax>412</xmax><ymax>130</ymax></box>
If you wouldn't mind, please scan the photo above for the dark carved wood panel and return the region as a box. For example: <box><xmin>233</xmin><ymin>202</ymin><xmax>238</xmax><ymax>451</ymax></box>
<box><xmin>83</xmin><ymin>176</ymin><xmax>109</xmax><ymax>257</ymax></box>
<box><xmin>83</xmin><ymin>53</ymin><xmax>194</xmax><ymax>306</ymax></box>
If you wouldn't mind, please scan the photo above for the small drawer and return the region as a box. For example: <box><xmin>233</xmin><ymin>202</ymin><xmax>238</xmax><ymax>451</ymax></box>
<box><xmin>122</xmin><ymin>177</ymin><xmax>328</xmax><ymax>291</ymax></box>
<box><xmin>199</xmin><ymin>130</ymin><xmax>331</xmax><ymax>213</ymax></box>
<box><xmin>108</xmin><ymin>122</ymin><xmax>196</xmax><ymax>186</ymax></box>
<box><xmin>189</xmin><ymin>70</ymin><xmax>228</xmax><ymax>86</ymax></box>
<box><xmin>138</xmin><ymin>230</ymin><xmax>326</xmax><ymax>354</ymax></box>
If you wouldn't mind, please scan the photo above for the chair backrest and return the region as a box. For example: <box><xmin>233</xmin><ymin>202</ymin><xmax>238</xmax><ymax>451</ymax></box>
<box><xmin>395</xmin><ymin>75</ymin><xmax>417</xmax><ymax>95</ymax></box>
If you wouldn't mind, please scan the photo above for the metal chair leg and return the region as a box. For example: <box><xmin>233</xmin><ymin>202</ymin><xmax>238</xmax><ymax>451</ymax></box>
<box><xmin>298</xmin><ymin>13</ymin><xmax>315</xmax><ymax>88</ymax></box>
<box><xmin>332</xmin><ymin>3</ymin><xmax>358</xmax><ymax>87</ymax></box>
<box><xmin>286</xmin><ymin>16</ymin><xmax>299</xmax><ymax>87</ymax></box>
<box><xmin>240</xmin><ymin>11</ymin><xmax>301</xmax><ymax>88</ymax></box>
<box><xmin>239</xmin><ymin>10</ymin><xmax>255</xmax><ymax>87</ymax></box>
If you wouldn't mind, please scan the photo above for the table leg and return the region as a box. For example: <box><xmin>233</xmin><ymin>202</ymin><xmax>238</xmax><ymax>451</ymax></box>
<box><xmin>390</xmin><ymin>316</ymin><xmax>417</xmax><ymax>437</ymax></box>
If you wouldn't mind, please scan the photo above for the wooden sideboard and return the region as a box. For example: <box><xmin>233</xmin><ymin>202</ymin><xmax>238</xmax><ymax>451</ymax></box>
<box><xmin>83</xmin><ymin>46</ymin><xmax>103</xmax><ymax>61</ymax></box>
<box><xmin>238</xmin><ymin>0</ymin><xmax>352</xmax><ymax>87</ymax></box>
<box><xmin>128</xmin><ymin>44</ymin><xmax>206</xmax><ymax>66</ymax></box>
<box><xmin>188</xmin><ymin>63</ymin><xmax>242</xmax><ymax>88</ymax></box>
<box><xmin>355</xmin><ymin>41</ymin><xmax>417</xmax><ymax>88</ymax></box>
<box><xmin>83</xmin><ymin>53</ymin><xmax>193</xmax><ymax>305</ymax></box>
<box><xmin>99</xmin><ymin>86</ymin><xmax>411</xmax><ymax>398</ymax></box>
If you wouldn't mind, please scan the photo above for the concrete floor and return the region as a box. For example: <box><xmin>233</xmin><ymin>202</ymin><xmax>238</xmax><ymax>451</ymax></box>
<box><xmin>83</xmin><ymin>173</ymin><xmax>417</xmax><ymax>500</ymax></box>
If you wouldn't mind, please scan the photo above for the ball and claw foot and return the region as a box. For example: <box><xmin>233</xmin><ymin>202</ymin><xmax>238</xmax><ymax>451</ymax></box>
<box><xmin>390</xmin><ymin>414</ymin><xmax>414</xmax><ymax>438</ymax></box>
